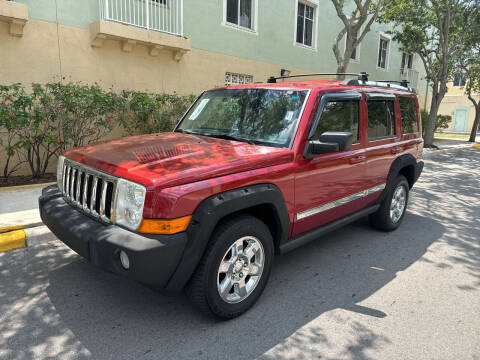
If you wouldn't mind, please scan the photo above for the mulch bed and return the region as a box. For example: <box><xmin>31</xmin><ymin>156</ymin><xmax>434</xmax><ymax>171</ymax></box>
<box><xmin>0</xmin><ymin>174</ymin><xmax>56</xmax><ymax>188</ymax></box>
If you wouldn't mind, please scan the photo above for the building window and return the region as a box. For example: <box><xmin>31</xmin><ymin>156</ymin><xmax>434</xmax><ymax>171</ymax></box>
<box><xmin>401</xmin><ymin>53</ymin><xmax>413</xmax><ymax>70</ymax></box>
<box><xmin>225</xmin><ymin>72</ymin><xmax>253</xmax><ymax>86</ymax></box>
<box><xmin>367</xmin><ymin>100</ymin><xmax>396</xmax><ymax>139</ymax></box>
<box><xmin>452</xmin><ymin>73</ymin><xmax>467</xmax><ymax>87</ymax></box>
<box><xmin>348</xmin><ymin>30</ymin><xmax>359</xmax><ymax>61</ymax></box>
<box><xmin>377</xmin><ymin>37</ymin><xmax>390</xmax><ymax>69</ymax></box>
<box><xmin>296</xmin><ymin>2</ymin><xmax>315</xmax><ymax>47</ymax></box>
<box><xmin>226</xmin><ymin>0</ymin><xmax>254</xmax><ymax>31</ymax></box>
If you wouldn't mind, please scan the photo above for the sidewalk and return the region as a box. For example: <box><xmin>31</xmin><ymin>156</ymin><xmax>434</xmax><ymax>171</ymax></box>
<box><xmin>0</xmin><ymin>183</ymin><xmax>51</xmax><ymax>228</ymax></box>
<box><xmin>0</xmin><ymin>183</ymin><xmax>54</xmax><ymax>252</ymax></box>
<box><xmin>422</xmin><ymin>138</ymin><xmax>478</xmax><ymax>159</ymax></box>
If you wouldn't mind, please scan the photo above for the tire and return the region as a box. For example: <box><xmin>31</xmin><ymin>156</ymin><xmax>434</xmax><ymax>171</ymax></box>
<box><xmin>185</xmin><ymin>215</ymin><xmax>274</xmax><ymax>320</ymax></box>
<box><xmin>369</xmin><ymin>175</ymin><xmax>409</xmax><ymax>232</ymax></box>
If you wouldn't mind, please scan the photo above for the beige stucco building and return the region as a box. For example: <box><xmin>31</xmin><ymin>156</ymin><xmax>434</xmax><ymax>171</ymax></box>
<box><xmin>438</xmin><ymin>78</ymin><xmax>479</xmax><ymax>134</ymax></box>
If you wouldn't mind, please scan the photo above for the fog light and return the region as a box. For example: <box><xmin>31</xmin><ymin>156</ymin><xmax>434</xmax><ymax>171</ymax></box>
<box><xmin>119</xmin><ymin>250</ymin><xmax>130</xmax><ymax>270</ymax></box>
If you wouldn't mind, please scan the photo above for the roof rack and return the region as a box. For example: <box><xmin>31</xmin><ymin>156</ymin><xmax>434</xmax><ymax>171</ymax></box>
<box><xmin>267</xmin><ymin>72</ymin><xmax>369</xmax><ymax>83</ymax></box>
<box><xmin>343</xmin><ymin>79</ymin><xmax>416</xmax><ymax>93</ymax></box>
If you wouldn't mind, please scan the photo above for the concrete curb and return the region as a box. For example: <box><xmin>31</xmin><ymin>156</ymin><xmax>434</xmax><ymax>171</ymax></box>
<box><xmin>0</xmin><ymin>225</ymin><xmax>57</xmax><ymax>253</ymax></box>
<box><xmin>422</xmin><ymin>144</ymin><xmax>477</xmax><ymax>160</ymax></box>
<box><xmin>0</xmin><ymin>181</ymin><xmax>55</xmax><ymax>192</ymax></box>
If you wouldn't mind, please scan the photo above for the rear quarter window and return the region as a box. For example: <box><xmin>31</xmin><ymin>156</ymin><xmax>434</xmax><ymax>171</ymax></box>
<box><xmin>399</xmin><ymin>97</ymin><xmax>418</xmax><ymax>134</ymax></box>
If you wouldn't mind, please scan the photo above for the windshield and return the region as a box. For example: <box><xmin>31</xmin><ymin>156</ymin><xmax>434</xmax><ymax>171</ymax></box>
<box><xmin>176</xmin><ymin>88</ymin><xmax>309</xmax><ymax>148</ymax></box>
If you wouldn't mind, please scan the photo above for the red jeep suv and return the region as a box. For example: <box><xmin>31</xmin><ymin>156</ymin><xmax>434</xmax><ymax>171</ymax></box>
<box><xmin>39</xmin><ymin>74</ymin><xmax>424</xmax><ymax>319</ymax></box>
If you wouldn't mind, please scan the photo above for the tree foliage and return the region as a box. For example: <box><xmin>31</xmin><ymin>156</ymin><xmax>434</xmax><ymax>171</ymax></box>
<box><xmin>330</xmin><ymin>0</ymin><xmax>392</xmax><ymax>77</ymax></box>
<box><xmin>455</xmin><ymin>2</ymin><xmax>480</xmax><ymax>142</ymax></box>
<box><xmin>380</xmin><ymin>0</ymin><xmax>467</xmax><ymax>146</ymax></box>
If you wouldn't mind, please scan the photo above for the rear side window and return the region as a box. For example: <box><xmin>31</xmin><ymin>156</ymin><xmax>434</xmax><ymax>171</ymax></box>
<box><xmin>399</xmin><ymin>97</ymin><xmax>418</xmax><ymax>134</ymax></box>
<box><xmin>367</xmin><ymin>100</ymin><xmax>395</xmax><ymax>140</ymax></box>
<box><xmin>313</xmin><ymin>100</ymin><xmax>360</xmax><ymax>142</ymax></box>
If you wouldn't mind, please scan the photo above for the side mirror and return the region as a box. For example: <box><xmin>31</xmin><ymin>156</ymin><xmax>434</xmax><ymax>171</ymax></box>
<box><xmin>303</xmin><ymin>132</ymin><xmax>353</xmax><ymax>158</ymax></box>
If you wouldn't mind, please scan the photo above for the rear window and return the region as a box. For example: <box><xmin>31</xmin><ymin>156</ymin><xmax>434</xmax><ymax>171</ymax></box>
<box><xmin>313</xmin><ymin>100</ymin><xmax>360</xmax><ymax>143</ymax></box>
<box><xmin>367</xmin><ymin>100</ymin><xmax>396</xmax><ymax>140</ymax></box>
<box><xmin>399</xmin><ymin>97</ymin><xmax>418</xmax><ymax>134</ymax></box>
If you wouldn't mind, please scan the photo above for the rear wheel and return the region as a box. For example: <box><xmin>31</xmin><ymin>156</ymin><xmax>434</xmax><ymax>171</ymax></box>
<box><xmin>186</xmin><ymin>215</ymin><xmax>274</xmax><ymax>320</ymax></box>
<box><xmin>370</xmin><ymin>175</ymin><xmax>409</xmax><ymax>231</ymax></box>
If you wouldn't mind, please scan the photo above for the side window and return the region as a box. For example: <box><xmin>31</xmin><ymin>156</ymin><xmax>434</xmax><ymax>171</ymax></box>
<box><xmin>399</xmin><ymin>97</ymin><xmax>418</xmax><ymax>134</ymax></box>
<box><xmin>367</xmin><ymin>100</ymin><xmax>395</xmax><ymax>140</ymax></box>
<box><xmin>313</xmin><ymin>100</ymin><xmax>360</xmax><ymax>143</ymax></box>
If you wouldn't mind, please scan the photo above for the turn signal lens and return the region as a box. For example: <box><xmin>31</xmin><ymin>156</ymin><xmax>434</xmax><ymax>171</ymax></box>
<box><xmin>138</xmin><ymin>216</ymin><xmax>192</xmax><ymax>235</ymax></box>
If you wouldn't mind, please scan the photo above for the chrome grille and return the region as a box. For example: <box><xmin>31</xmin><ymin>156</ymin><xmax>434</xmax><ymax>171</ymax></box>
<box><xmin>61</xmin><ymin>159</ymin><xmax>117</xmax><ymax>223</ymax></box>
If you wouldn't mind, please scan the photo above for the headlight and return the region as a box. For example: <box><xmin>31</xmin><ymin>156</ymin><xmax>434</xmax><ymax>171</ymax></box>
<box><xmin>57</xmin><ymin>156</ymin><xmax>65</xmax><ymax>192</ymax></box>
<box><xmin>114</xmin><ymin>178</ymin><xmax>146</xmax><ymax>231</ymax></box>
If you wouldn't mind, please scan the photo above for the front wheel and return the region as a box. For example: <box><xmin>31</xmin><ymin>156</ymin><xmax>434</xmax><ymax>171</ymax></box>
<box><xmin>186</xmin><ymin>215</ymin><xmax>274</xmax><ymax>320</ymax></box>
<box><xmin>370</xmin><ymin>175</ymin><xmax>409</xmax><ymax>231</ymax></box>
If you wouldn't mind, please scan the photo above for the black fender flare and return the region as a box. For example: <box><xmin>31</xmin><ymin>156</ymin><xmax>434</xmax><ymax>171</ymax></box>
<box><xmin>377</xmin><ymin>154</ymin><xmax>418</xmax><ymax>204</ymax></box>
<box><xmin>165</xmin><ymin>183</ymin><xmax>290</xmax><ymax>290</ymax></box>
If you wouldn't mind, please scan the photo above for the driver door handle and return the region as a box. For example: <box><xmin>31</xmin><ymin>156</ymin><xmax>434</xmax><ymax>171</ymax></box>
<box><xmin>391</xmin><ymin>146</ymin><xmax>403</xmax><ymax>154</ymax></box>
<box><xmin>349</xmin><ymin>155</ymin><xmax>366</xmax><ymax>164</ymax></box>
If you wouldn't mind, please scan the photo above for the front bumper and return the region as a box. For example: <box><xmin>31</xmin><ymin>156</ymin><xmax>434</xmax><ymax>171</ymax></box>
<box><xmin>39</xmin><ymin>185</ymin><xmax>188</xmax><ymax>288</ymax></box>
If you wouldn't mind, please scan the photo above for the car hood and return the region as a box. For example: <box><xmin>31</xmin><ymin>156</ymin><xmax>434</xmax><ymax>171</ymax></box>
<box><xmin>63</xmin><ymin>132</ymin><xmax>293</xmax><ymax>189</ymax></box>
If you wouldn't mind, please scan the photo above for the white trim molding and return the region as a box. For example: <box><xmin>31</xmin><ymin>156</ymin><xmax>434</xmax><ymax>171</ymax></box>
<box><xmin>376</xmin><ymin>32</ymin><xmax>391</xmax><ymax>71</ymax></box>
<box><xmin>296</xmin><ymin>183</ymin><xmax>386</xmax><ymax>221</ymax></box>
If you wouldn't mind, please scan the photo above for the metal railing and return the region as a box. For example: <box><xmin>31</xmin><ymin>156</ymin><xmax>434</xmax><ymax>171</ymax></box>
<box><xmin>99</xmin><ymin>0</ymin><xmax>183</xmax><ymax>37</ymax></box>
<box><xmin>400</xmin><ymin>68</ymin><xmax>419</xmax><ymax>90</ymax></box>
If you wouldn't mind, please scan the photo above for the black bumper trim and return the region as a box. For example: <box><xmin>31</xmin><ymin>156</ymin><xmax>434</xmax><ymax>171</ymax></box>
<box><xmin>39</xmin><ymin>185</ymin><xmax>188</xmax><ymax>288</ymax></box>
<box><xmin>414</xmin><ymin>161</ymin><xmax>424</xmax><ymax>184</ymax></box>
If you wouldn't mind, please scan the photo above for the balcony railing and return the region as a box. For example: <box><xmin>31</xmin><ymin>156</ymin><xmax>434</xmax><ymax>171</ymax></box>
<box><xmin>99</xmin><ymin>0</ymin><xmax>183</xmax><ymax>37</ymax></box>
<box><xmin>400</xmin><ymin>68</ymin><xmax>419</xmax><ymax>90</ymax></box>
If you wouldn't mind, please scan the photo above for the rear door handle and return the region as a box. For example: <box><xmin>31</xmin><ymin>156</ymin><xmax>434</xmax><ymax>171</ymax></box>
<box><xmin>349</xmin><ymin>155</ymin><xmax>366</xmax><ymax>164</ymax></box>
<box><xmin>391</xmin><ymin>146</ymin><xmax>403</xmax><ymax>154</ymax></box>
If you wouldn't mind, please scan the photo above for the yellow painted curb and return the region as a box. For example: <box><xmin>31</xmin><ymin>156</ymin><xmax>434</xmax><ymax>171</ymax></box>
<box><xmin>0</xmin><ymin>229</ymin><xmax>27</xmax><ymax>252</ymax></box>
<box><xmin>0</xmin><ymin>225</ymin><xmax>24</xmax><ymax>233</ymax></box>
<box><xmin>474</xmin><ymin>143</ymin><xmax>480</xmax><ymax>148</ymax></box>
<box><xmin>0</xmin><ymin>182</ymin><xmax>55</xmax><ymax>192</ymax></box>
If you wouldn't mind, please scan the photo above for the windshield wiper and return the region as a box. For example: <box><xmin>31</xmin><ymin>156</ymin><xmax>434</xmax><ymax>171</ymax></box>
<box><xmin>176</xmin><ymin>129</ymin><xmax>256</xmax><ymax>145</ymax></box>
<box><xmin>201</xmin><ymin>133</ymin><xmax>256</xmax><ymax>145</ymax></box>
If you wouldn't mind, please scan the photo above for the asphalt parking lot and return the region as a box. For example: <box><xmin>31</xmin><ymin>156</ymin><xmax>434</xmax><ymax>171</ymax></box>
<box><xmin>1</xmin><ymin>148</ymin><xmax>479</xmax><ymax>360</ymax></box>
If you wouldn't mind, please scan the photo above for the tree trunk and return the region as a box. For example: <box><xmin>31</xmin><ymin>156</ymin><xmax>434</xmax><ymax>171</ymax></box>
<box><xmin>467</xmin><ymin>94</ymin><xmax>479</xmax><ymax>143</ymax></box>
<box><xmin>424</xmin><ymin>83</ymin><xmax>446</xmax><ymax>147</ymax></box>
<box><xmin>424</xmin><ymin>86</ymin><xmax>438</xmax><ymax>147</ymax></box>
<box><xmin>469</xmin><ymin>107</ymin><xmax>479</xmax><ymax>142</ymax></box>
<box><xmin>335</xmin><ymin>64</ymin><xmax>347</xmax><ymax>80</ymax></box>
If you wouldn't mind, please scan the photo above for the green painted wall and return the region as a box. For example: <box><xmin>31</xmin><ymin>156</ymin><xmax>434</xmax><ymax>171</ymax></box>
<box><xmin>183</xmin><ymin>0</ymin><xmax>428</xmax><ymax>92</ymax></box>
<box><xmin>16</xmin><ymin>0</ymin><xmax>99</xmax><ymax>29</ymax></box>
<box><xmin>14</xmin><ymin>0</ymin><xmax>427</xmax><ymax>93</ymax></box>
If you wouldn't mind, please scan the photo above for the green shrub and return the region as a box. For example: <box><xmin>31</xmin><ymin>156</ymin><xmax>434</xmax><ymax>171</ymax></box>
<box><xmin>0</xmin><ymin>81</ymin><xmax>196</xmax><ymax>180</ymax></box>
<box><xmin>0</xmin><ymin>84</ymin><xmax>30</xmax><ymax>179</ymax></box>
<box><xmin>119</xmin><ymin>90</ymin><xmax>196</xmax><ymax>134</ymax></box>
<box><xmin>421</xmin><ymin>110</ymin><xmax>452</xmax><ymax>137</ymax></box>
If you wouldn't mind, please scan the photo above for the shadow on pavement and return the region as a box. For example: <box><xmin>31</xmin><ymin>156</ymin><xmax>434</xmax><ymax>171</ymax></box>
<box><xmin>39</xmin><ymin>212</ymin><xmax>443</xmax><ymax>360</ymax></box>
<box><xmin>1</xmin><ymin>148</ymin><xmax>478</xmax><ymax>360</ymax></box>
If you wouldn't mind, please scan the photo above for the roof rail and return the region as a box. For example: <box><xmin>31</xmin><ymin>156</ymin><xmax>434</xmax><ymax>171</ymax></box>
<box><xmin>267</xmin><ymin>72</ymin><xmax>369</xmax><ymax>83</ymax></box>
<box><xmin>343</xmin><ymin>79</ymin><xmax>416</xmax><ymax>93</ymax></box>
